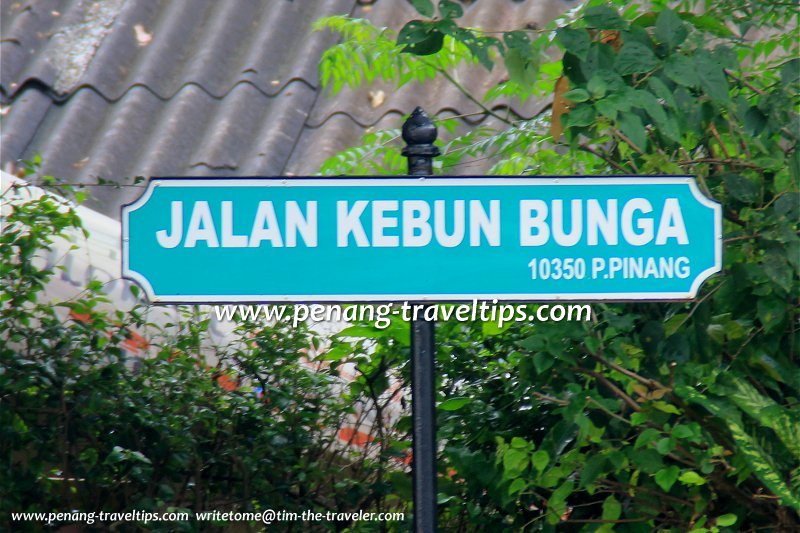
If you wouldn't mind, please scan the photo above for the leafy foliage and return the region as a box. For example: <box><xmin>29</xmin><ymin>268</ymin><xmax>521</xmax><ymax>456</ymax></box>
<box><xmin>314</xmin><ymin>16</ymin><xmax>477</xmax><ymax>96</ymax></box>
<box><xmin>0</xmin><ymin>182</ymin><xmax>408</xmax><ymax>531</ymax></box>
<box><xmin>316</xmin><ymin>0</ymin><xmax>799</xmax><ymax>530</ymax></box>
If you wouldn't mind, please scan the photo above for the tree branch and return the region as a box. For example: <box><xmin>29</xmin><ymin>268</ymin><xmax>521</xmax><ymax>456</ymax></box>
<box><xmin>579</xmin><ymin>143</ymin><xmax>629</xmax><ymax>172</ymax></box>
<box><xmin>575</xmin><ymin>367</ymin><xmax>641</xmax><ymax>412</ymax></box>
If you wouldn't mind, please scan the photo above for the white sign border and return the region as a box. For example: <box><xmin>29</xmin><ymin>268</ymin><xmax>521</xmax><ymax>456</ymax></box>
<box><xmin>122</xmin><ymin>176</ymin><xmax>722</xmax><ymax>303</ymax></box>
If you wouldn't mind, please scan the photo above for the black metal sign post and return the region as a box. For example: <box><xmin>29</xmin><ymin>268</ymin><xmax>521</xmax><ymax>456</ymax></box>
<box><xmin>402</xmin><ymin>107</ymin><xmax>439</xmax><ymax>533</ymax></box>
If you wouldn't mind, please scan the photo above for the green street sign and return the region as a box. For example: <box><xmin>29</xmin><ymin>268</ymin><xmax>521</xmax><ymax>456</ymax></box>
<box><xmin>122</xmin><ymin>176</ymin><xmax>721</xmax><ymax>302</ymax></box>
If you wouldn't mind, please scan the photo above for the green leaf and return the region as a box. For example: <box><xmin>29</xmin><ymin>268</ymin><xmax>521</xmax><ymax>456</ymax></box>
<box><xmin>775</xmin><ymin>192</ymin><xmax>800</xmax><ymax>219</ymax></box>
<box><xmin>716</xmin><ymin>514</ymin><xmax>738</xmax><ymax>527</ymax></box>
<box><xmin>587</xmin><ymin>76</ymin><xmax>607</xmax><ymax>98</ymax></box>
<box><xmin>635</xmin><ymin>428</ymin><xmax>661</xmax><ymax>449</ymax></box>
<box><xmin>695</xmin><ymin>50</ymin><xmax>730</xmax><ymax>104</ymax></box>
<box><xmin>508</xmin><ymin>477</ymin><xmax>527</xmax><ymax>495</ymax></box>
<box><xmin>503</xmin><ymin>448</ymin><xmax>529</xmax><ymax>474</ymax></box>
<box><xmin>398</xmin><ymin>20</ymin><xmax>433</xmax><ymax>46</ymax></box>
<box><xmin>410</xmin><ymin>0</ymin><xmax>435</xmax><ymax>17</ymax></box>
<box><xmin>504</xmin><ymin>48</ymin><xmax>538</xmax><ymax>86</ymax></box>
<box><xmin>548</xmin><ymin>481</ymin><xmax>574</xmax><ymax>517</ymax></box>
<box><xmin>337</xmin><ymin>325</ymin><xmax>386</xmax><ymax>339</ymax></box>
<box><xmin>631</xmin><ymin>12</ymin><xmax>658</xmax><ymax>28</ymax></box>
<box><xmin>438</xmin><ymin>0</ymin><xmax>463</xmax><ymax>19</ymax></box>
<box><xmin>726</xmin><ymin>376</ymin><xmax>800</xmax><ymax>460</ymax></box>
<box><xmin>396</xmin><ymin>20</ymin><xmax>446</xmax><ymax>56</ymax></box>
<box><xmin>664</xmin><ymin>54</ymin><xmax>700</xmax><ymax>87</ymax></box>
<box><xmin>595</xmin><ymin>92</ymin><xmax>630</xmax><ymax>121</ymax></box>
<box><xmin>404</xmin><ymin>29</ymin><xmax>444</xmax><ymax>56</ymax></box>
<box><xmin>712</xmin><ymin>45</ymin><xmax>737</xmax><ymax>70</ymax></box>
<box><xmin>511</xmin><ymin>436</ymin><xmax>529</xmax><ymax>449</ymax></box>
<box><xmin>757</xmin><ymin>297</ymin><xmax>786</xmax><ymax>333</ymax></box>
<box><xmin>614</xmin><ymin>42</ymin><xmax>658</xmax><ymax>75</ymax></box>
<box><xmin>652</xmin><ymin>401</ymin><xmax>682</xmax><ymax>415</ymax></box>
<box><xmin>678</xmin><ymin>470</ymin><xmax>706</xmax><ymax>486</ymax></box>
<box><xmin>648</xmin><ymin>76</ymin><xmax>677</xmax><ymax>108</ymax></box>
<box><xmin>602</xmin><ymin>495</ymin><xmax>622</xmax><ymax>521</ymax></box>
<box><xmin>584</xmin><ymin>6</ymin><xmax>627</xmax><ymax>30</ymax></box>
<box><xmin>671</xmin><ymin>424</ymin><xmax>694</xmax><ymax>439</ymax></box>
<box><xmin>581</xmin><ymin>43</ymin><xmax>616</xmax><ymax>81</ymax></box>
<box><xmin>542</xmin><ymin>421</ymin><xmax>578</xmax><ymax>460</ymax></box>
<box><xmin>557</xmin><ymin>27</ymin><xmax>591</xmax><ymax>61</ymax></box>
<box><xmin>763</xmin><ymin>250</ymin><xmax>793</xmax><ymax>292</ymax></box>
<box><xmin>580</xmin><ymin>454</ymin><xmax>607</xmax><ymax>488</ymax></box>
<box><xmin>482</xmin><ymin>319</ymin><xmax>512</xmax><ymax>336</ymax></box>
<box><xmin>437</xmin><ymin>492</ymin><xmax>457</xmax><ymax>504</ymax></box>
<box><xmin>656</xmin><ymin>437</ymin><xmax>676</xmax><ymax>455</ymax></box>
<box><xmin>532</xmin><ymin>449</ymin><xmax>549</xmax><ymax>472</ymax></box>
<box><xmin>680</xmin><ymin>13</ymin><xmax>734</xmax><ymax>37</ymax></box>
<box><xmin>564</xmin><ymin>88</ymin><xmax>590</xmax><ymax>102</ymax></box>
<box><xmin>617</xmin><ymin>112</ymin><xmax>647</xmax><ymax>151</ymax></box>
<box><xmin>744</xmin><ymin>107</ymin><xmax>767</xmax><ymax>136</ymax></box>
<box><xmin>664</xmin><ymin>313</ymin><xmax>688</xmax><ymax>337</ymax></box>
<box><xmin>676</xmin><ymin>385</ymin><xmax>800</xmax><ymax>510</ymax></box>
<box><xmin>564</xmin><ymin>104</ymin><xmax>596</xmax><ymax>128</ymax></box>
<box><xmin>655</xmin><ymin>465</ymin><xmax>680</xmax><ymax>491</ymax></box>
<box><xmin>533</xmin><ymin>352</ymin><xmax>554</xmax><ymax>374</ymax></box>
<box><xmin>723</xmin><ymin>174</ymin><xmax>759</xmax><ymax>203</ymax></box>
<box><xmin>631</xmin><ymin>448</ymin><xmax>664</xmax><ymax>474</ymax></box>
<box><xmin>781</xmin><ymin>58</ymin><xmax>800</xmax><ymax>86</ymax></box>
<box><xmin>79</xmin><ymin>447</ymin><xmax>99</xmax><ymax>468</ymax></box>
<box><xmin>629</xmin><ymin>89</ymin><xmax>681</xmax><ymax>142</ymax></box>
<box><xmin>440</xmin><ymin>397</ymin><xmax>472</xmax><ymax>411</ymax></box>
<box><xmin>452</xmin><ymin>33</ymin><xmax>500</xmax><ymax>70</ymax></box>
<box><xmin>593</xmin><ymin>69</ymin><xmax>627</xmax><ymax>93</ymax></box>
<box><xmin>655</xmin><ymin>9</ymin><xmax>688</xmax><ymax>50</ymax></box>
<box><xmin>503</xmin><ymin>30</ymin><xmax>530</xmax><ymax>52</ymax></box>
<box><xmin>317</xmin><ymin>344</ymin><xmax>353</xmax><ymax>361</ymax></box>
<box><xmin>749</xmin><ymin>352</ymin><xmax>788</xmax><ymax>384</ymax></box>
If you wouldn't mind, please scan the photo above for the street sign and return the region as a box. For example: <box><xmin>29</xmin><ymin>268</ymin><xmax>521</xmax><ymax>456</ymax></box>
<box><xmin>122</xmin><ymin>176</ymin><xmax>721</xmax><ymax>302</ymax></box>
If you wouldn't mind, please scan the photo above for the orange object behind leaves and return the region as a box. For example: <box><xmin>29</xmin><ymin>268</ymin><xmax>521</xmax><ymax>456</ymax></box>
<box><xmin>550</xmin><ymin>75</ymin><xmax>571</xmax><ymax>141</ymax></box>
<box><xmin>338</xmin><ymin>427</ymin><xmax>375</xmax><ymax>448</ymax></box>
<box><xmin>122</xmin><ymin>329</ymin><xmax>149</xmax><ymax>354</ymax></box>
<box><xmin>600</xmin><ymin>30</ymin><xmax>622</xmax><ymax>51</ymax></box>
<box><xmin>216</xmin><ymin>372</ymin><xmax>238</xmax><ymax>391</ymax></box>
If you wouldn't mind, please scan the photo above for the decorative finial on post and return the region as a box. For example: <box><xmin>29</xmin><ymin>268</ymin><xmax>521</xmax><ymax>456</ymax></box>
<box><xmin>402</xmin><ymin>107</ymin><xmax>440</xmax><ymax>176</ymax></box>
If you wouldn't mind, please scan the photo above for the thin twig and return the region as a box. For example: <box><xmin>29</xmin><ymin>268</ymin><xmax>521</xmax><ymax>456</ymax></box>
<box><xmin>611</xmin><ymin>127</ymin><xmax>645</xmax><ymax>155</ymax></box>
<box><xmin>709</xmin><ymin>123</ymin><xmax>732</xmax><ymax>160</ymax></box>
<box><xmin>562</xmin><ymin>517</ymin><xmax>657</xmax><ymax>524</ymax></box>
<box><xmin>677</xmin><ymin>158</ymin><xmax>758</xmax><ymax>168</ymax></box>
<box><xmin>724</xmin><ymin>234</ymin><xmax>759</xmax><ymax>243</ymax></box>
<box><xmin>578</xmin><ymin>144</ymin><xmax>629</xmax><ymax>172</ymax></box>
<box><xmin>425</xmin><ymin>60</ymin><xmax>515</xmax><ymax>125</ymax></box>
<box><xmin>586</xmin><ymin>351</ymin><xmax>667</xmax><ymax>391</ymax></box>
<box><xmin>532</xmin><ymin>390</ymin><xmax>569</xmax><ymax>406</ymax></box>
<box><xmin>586</xmin><ymin>396</ymin><xmax>631</xmax><ymax>424</ymax></box>
<box><xmin>28</xmin><ymin>182</ymin><xmax>146</xmax><ymax>188</ymax></box>
<box><xmin>724</xmin><ymin>69</ymin><xmax>764</xmax><ymax>95</ymax></box>
<box><xmin>433</xmin><ymin>111</ymin><xmax>487</xmax><ymax>122</ymax></box>
<box><xmin>575</xmin><ymin>368</ymin><xmax>641</xmax><ymax>412</ymax></box>
<box><xmin>659</xmin><ymin>282</ymin><xmax>724</xmax><ymax>338</ymax></box>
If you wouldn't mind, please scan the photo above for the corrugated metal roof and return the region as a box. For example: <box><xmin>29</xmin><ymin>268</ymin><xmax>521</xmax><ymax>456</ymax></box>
<box><xmin>1</xmin><ymin>0</ymin><xmax>352</xmax><ymax>98</ymax></box>
<box><xmin>1</xmin><ymin>0</ymin><xmax>571</xmax><ymax>217</ymax></box>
